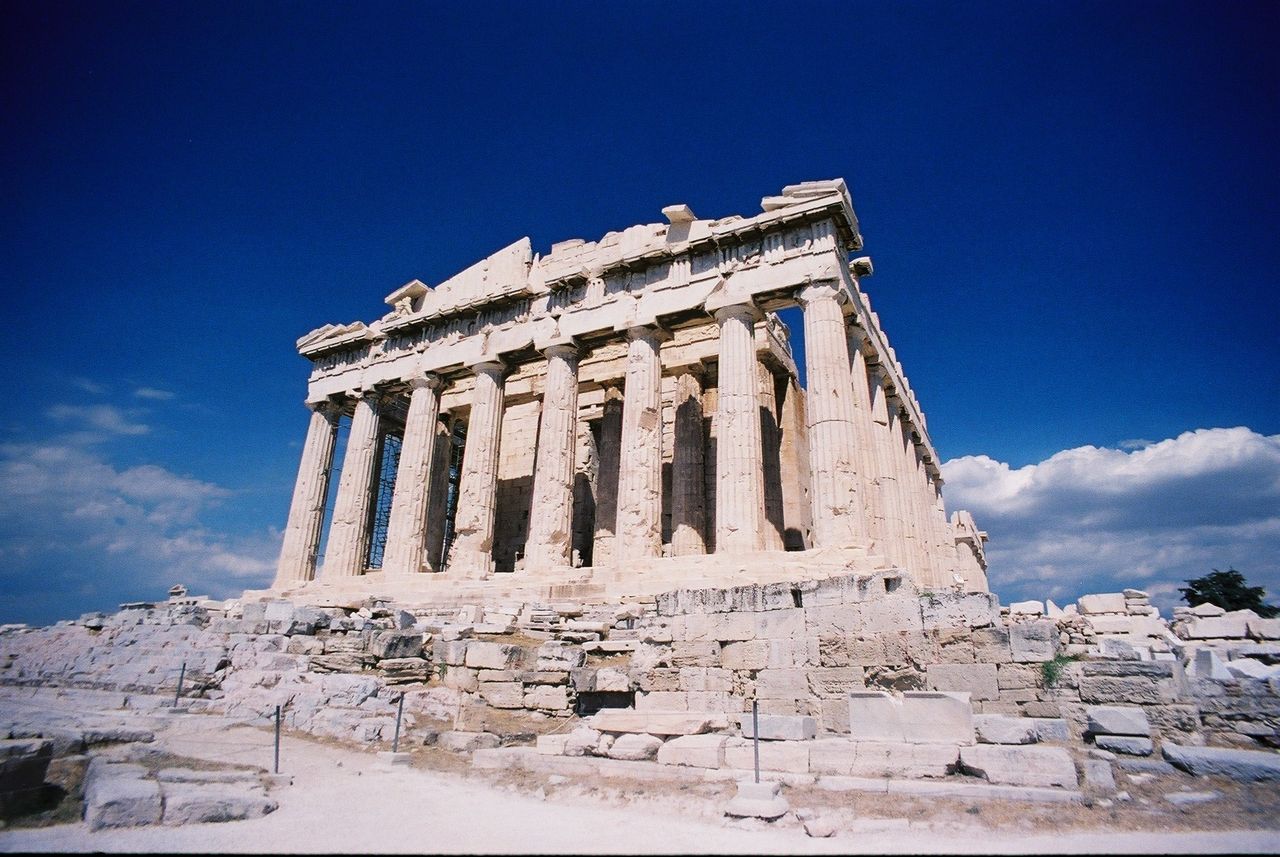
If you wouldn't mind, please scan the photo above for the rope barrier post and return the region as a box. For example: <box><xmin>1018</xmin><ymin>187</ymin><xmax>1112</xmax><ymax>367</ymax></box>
<box><xmin>274</xmin><ymin>705</ymin><xmax>281</xmax><ymax>774</ymax></box>
<box><xmin>392</xmin><ymin>693</ymin><xmax>405</xmax><ymax>754</ymax></box>
<box><xmin>173</xmin><ymin>662</ymin><xmax>186</xmax><ymax>708</ymax></box>
<box><xmin>752</xmin><ymin>699</ymin><xmax>760</xmax><ymax>784</ymax></box>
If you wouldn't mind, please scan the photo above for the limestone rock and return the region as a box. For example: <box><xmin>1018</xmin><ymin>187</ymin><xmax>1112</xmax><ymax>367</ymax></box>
<box><xmin>606</xmin><ymin>733</ymin><xmax>662</xmax><ymax>761</ymax></box>
<box><xmin>925</xmin><ymin>663</ymin><xmax>998</xmax><ymax>701</ymax></box>
<box><xmin>848</xmin><ymin>690</ymin><xmax>974</xmax><ymax>745</ymax></box>
<box><xmin>589</xmin><ymin>710</ymin><xmax>717</xmax><ymax>736</ymax></box>
<box><xmin>1094</xmin><ymin>735</ymin><xmax>1153</xmax><ymax>756</ymax></box>
<box><xmin>724</xmin><ymin>737</ymin><xmax>810</xmax><ymax>773</ymax></box>
<box><xmin>1163</xmin><ymin>743</ymin><xmax>1280</xmax><ymax>781</ymax></box>
<box><xmin>84</xmin><ymin>764</ymin><xmax>163</xmax><ymax>830</ymax></box>
<box><xmin>974</xmin><ymin>714</ymin><xmax>1037</xmax><ymax>745</ymax></box>
<box><xmin>438</xmin><ymin>731</ymin><xmax>501</xmax><ymax>752</ymax></box>
<box><xmin>739</xmin><ymin>713</ymin><xmax>816</xmax><ymax>741</ymax></box>
<box><xmin>657</xmin><ymin>734</ymin><xmax>726</xmax><ymax>768</ymax></box>
<box><xmin>1078</xmin><ymin>594</ymin><xmax>1127</xmax><ymax>615</ymax></box>
<box><xmin>1086</xmin><ymin>705</ymin><xmax>1151</xmax><ymax>737</ymax></box>
<box><xmin>959</xmin><ymin>745</ymin><xmax>1078</xmax><ymax>788</ymax></box>
<box><xmin>160</xmin><ymin>783</ymin><xmax>277</xmax><ymax>825</ymax></box>
<box><xmin>724</xmin><ymin>779</ymin><xmax>789</xmax><ymax>819</ymax></box>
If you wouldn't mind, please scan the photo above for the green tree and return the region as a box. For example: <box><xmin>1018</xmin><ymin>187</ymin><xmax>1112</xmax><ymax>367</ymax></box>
<box><xmin>1180</xmin><ymin>568</ymin><xmax>1278</xmax><ymax>617</ymax></box>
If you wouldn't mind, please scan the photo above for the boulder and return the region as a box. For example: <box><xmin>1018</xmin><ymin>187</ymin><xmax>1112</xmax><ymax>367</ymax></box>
<box><xmin>606</xmin><ymin>733</ymin><xmax>662</xmax><ymax>761</ymax></box>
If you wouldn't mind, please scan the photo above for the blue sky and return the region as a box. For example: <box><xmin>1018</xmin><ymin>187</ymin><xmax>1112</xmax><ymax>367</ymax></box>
<box><xmin>2</xmin><ymin>1</ymin><xmax>1277</xmax><ymax>625</ymax></box>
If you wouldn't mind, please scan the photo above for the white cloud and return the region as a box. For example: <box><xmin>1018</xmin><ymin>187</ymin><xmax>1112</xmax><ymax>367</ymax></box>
<box><xmin>943</xmin><ymin>427</ymin><xmax>1280</xmax><ymax>612</ymax></box>
<box><xmin>46</xmin><ymin>404</ymin><xmax>149</xmax><ymax>437</ymax></box>
<box><xmin>133</xmin><ymin>387</ymin><xmax>175</xmax><ymax>400</ymax></box>
<box><xmin>0</xmin><ymin>440</ymin><xmax>279</xmax><ymax>623</ymax></box>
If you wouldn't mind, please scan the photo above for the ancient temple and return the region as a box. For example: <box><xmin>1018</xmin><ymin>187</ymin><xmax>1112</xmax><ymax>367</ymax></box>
<box><xmin>269</xmin><ymin>180</ymin><xmax>987</xmax><ymax>604</ymax></box>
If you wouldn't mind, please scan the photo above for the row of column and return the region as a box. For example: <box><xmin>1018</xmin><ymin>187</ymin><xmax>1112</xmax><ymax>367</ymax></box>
<box><xmin>274</xmin><ymin>284</ymin><xmax>955</xmax><ymax>588</ymax></box>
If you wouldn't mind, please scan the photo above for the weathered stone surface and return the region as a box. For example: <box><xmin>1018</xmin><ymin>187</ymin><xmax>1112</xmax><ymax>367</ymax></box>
<box><xmin>808</xmin><ymin>739</ymin><xmax>958</xmax><ymax>778</ymax></box>
<box><xmin>466</xmin><ymin>642</ymin><xmax>525</xmax><ymax>670</ymax></box>
<box><xmin>724</xmin><ymin>737</ymin><xmax>810</xmax><ymax>773</ymax></box>
<box><xmin>1009</xmin><ymin>601</ymin><xmax>1045</xmax><ymax>616</ymax></box>
<box><xmin>369</xmin><ymin>631</ymin><xmax>424</xmax><ymax>660</ymax></box>
<box><xmin>524</xmin><ymin>685</ymin><xmax>570</xmax><ymax>711</ymax></box>
<box><xmin>720</xmin><ymin>640</ymin><xmax>770</xmax><ymax>671</ymax></box>
<box><xmin>1184</xmin><ymin>616</ymin><xmax>1249</xmax><ymax>640</ymax></box>
<box><xmin>1078</xmin><ymin>594</ymin><xmax>1127</xmax><ymax>615</ymax></box>
<box><xmin>1163</xmin><ymin>743</ymin><xmax>1280</xmax><ymax>781</ymax></box>
<box><xmin>657</xmin><ymin>734</ymin><xmax>726</xmax><ymax>768</ymax></box>
<box><xmin>919</xmin><ymin>592</ymin><xmax>999</xmax><ymax>630</ymax></box>
<box><xmin>974</xmin><ymin>715</ymin><xmax>1037</xmax><ymax>745</ymax></box>
<box><xmin>589</xmin><ymin>710</ymin><xmax>715</xmax><ymax>736</ymax></box>
<box><xmin>160</xmin><ymin>783</ymin><xmax>277</xmax><ymax>825</ymax></box>
<box><xmin>439</xmin><ymin>731</ymin><xmax>501</xmax><ymax>752</ymax></box>
<box><xmin>0</xmin><ymin>738</ymin><xmax>53</xmax><ymax>794</ymax></box>
<box><xmin>1086</xmin><ymin>705</ymin><xmax>1151</xmax><ymax>737</ymax></box>
<box><xmin>724</xmin><ymin>779</ymin><xmax>789</xmax><ymax>819</ymax></box>
<box><xmin>848</xmin><ymin>690</ymin><xmax>974</xmax><ymax>745</ymax></box>
<box><xmin>477</xmin><ymin>682</ymin><xmax>524</xmax><ymax>708</ymax></box>
<box><xmin>1082</xmin><ymin>759</ymin><xmax>1116</xmax><ymax>792</ymax></box>
<box><xmin>84</xmin><ymin>765</ymin><xmax>163</xmax><ymax>830</ymax></box>
<box><xmin>1010</xmin><ymin>620</ymin><xmax>1058</xmax><ymax>663</ymax></box>
<box><xmin>606</xmin><ymin>733</ymin><xmax>662</xmax><ymax>761</ymax></box>
<box><xmin>1246</xmin><ymin>617</ymin><xmax>1280</xmax><ymax>640</ymax></box>
<box><xmin>739</xmin><ymin>713</ymin><xmax>816</xmax><ymax>741</ymax></box>
<box><xmin>926</xmin><ymin>663</ymin><xmax>998</xmax><ymax>701</ymax></box>
<box><xmin>959</xmin><ymin>745</ymin><xmax>1078</xmax><ymax>788</ymax></box>
<box><xmin>1094</xmin><ymin>735</ymin><xmax>1153</xmax><ymax>756</ymax></box>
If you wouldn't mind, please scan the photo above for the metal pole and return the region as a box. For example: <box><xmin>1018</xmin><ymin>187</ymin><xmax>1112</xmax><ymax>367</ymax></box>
<box><xmin>174</xmin><ymin>662</ymin><xmax>186</xmax><ymax>708</ymax></box>
<box><xmin>392</xmin><ymin>694</ymin><xmax>405</xmax><ymax>753</ymax></box>
<box><xmin>274</xmin><ymin>705</ymin><xmax>281</xmax><ymax>774</ymax></box>
<box><xmin>752</xmin><ymin>699</ymin><xmax>760</xmax><ymax>784</ymax></box>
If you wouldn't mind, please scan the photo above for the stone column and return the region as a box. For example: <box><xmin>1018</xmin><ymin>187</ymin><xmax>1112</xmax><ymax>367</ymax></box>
<box><xmin>866</xmin><ymin>367</ymin><xmax>910</xmax><ymax>571</ymax></box>
<box><xmin>616</xmin><ymin>326</ymin><xmax>665</xmax><ymax>560</ymax></box>
<box><xmin>713</xmin><ymin>304</ymin><xmax>767</xmax><ymax>554</ymax></box>
<box><xmin>322</xmin><ymin>390</ymin><xmax>384</xmax><ymax>579</ymax></box>
<box><xmin>893</xmin><ymin>408</ymin><xmax>929</xmax><ymax>584</ymax></box>
<box><xmin>423</xmin><ymin>413</ymin><xmax>456</xmax><ymax>571</ymax></box>
<box><xmin>525</xmin><ymin>344</ymin><xmax>581</xmax><ymax>570</ymax></box>
<box><xmin>845</xmin><ymin>327</ymin><xmax>885</xmax><ymax>550</ymax></box>
<box><xmin>797</xmin><ymin>282</ymin><xmax>867</xmax><ymax>549</ymax></box>
<box><xmin>670</xmin><ymin>369</ymin><xmax>706</xmax><ymax>556</ymax></box>
<box><xmin>757</xmin><ymin>361</ymin><xmax>786</xmax><ymax>551</ymax></box>
<box><xmin>592</xmin><ymin>385</ymin><xmax>624</xmax><ymax>565</ymax></box>
<box><xmin>445</xmin><ymin>361</ymin><xmax>506</xmax><ymax>579</ymax></box>
<box><xmin>381</xmin><ymin>375</ymin><xmax>443</xmax><ymax>577</ymax></box>
<box><xmin>274</xmin><ymin>401</ymin><xmax>341</xmax><ymax>587</ymax></box>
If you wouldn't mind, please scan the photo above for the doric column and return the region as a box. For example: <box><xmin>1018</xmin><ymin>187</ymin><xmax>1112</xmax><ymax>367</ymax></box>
<box><xmin>445</xmin><ymin>361</ymin><xmax>506</xmax><ymax>579</ymax></box>
<box><xmin>274</xmin><ymin>401</ymin><xmax>341</xmax><ymax>587</ymax></box>
<box><xmin>845</xmin><ymin>326</ymin><xmax>885</xmax><ymax>550</ymax></box>
<box><xmin>797</xmin><ymin>282</ymin><xmax>867</xmax><ymax>548</ymax></box>
<box><xmin>670</xmin><ymin>369</ymin><xmax>706</xmax><ymax>556</ymax></box>
<box><xmin>592</xmin><ymin>385</ymin><xmax>624</xmax><ymax>565</ymax></box>
<box><xmin>381</xmin><ymin>375</ymin><xmax>443</xmax><ymax>577</ymax></box>
<box><xmin>757</xmin><ymin>361</ymin><xmax>786</xmax><ymax>551</ymax></box>
<box><xmin>892</xmin><ymin>407</ymin><xmax>929</xmax><ymax>584</ymax></box>
<box><xmin>525</xmin><ymin>344</ymin><xmax>581</xmax><ymax>570</ymax></box>
<box><xmin>713</xmin><ymin>304</ymin><xmax>767</xmax><ymax>554</ymax></box>
<box><xmin>322</xmin><ymin>389</ymin><xmax>384</xmax><ymax>579</ymax></box>
<box><xmin>616</xmin><ymin>326</ymin><xmax>665</xmax><ymax>559</ymax></box>
<box><xmin>929</xmin><ymin>480</ymin><xmax>954</xmax><ymax>586</ymax></box>
<box><xmin>866</xmin><ymin>367</ymin><xmax>911</xmax><ymax>571</ymax></box>
<box><xmin>423</xmin><ymin>413</ymin><xmax>456</xmax><ymax>571</ymax></box>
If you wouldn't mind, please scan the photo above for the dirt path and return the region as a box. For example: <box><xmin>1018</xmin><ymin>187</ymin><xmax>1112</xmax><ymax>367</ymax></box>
<box><xmin>1</xmin><ymin>711</ymin><xmax>1277</xmax><ymax>854</ymax></box>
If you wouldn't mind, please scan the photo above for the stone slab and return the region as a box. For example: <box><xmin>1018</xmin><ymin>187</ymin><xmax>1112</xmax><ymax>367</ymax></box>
<box><xmin>1078</xmin><ymin>594</ymin><xmax>1127</xmax><ymax>614</ymax></box>
<box><xmin>974</xmin><ymin>714</ymin><xmax>1037</xmax><ymax>745</ymax></box>
<box><xmin>1086</xmin><ymin>705</ymin><xmax>1151</xmax><ymax>737</ymax></box>
<box><xmin>724</xmin><ymin>737</ymin><xmax>810</xmax><ymax>773</ymax></box>
<box><xmin>848</xmin><ymin>690</ymin><xmax>974</xmax><ymax>745</ymax></box>
<box><xmin>1163</xmin><ymin>743</ymin><xmax>1280</xmax><ymax>781</ymax></box>
<box><xmin>657</xmin><ymin>734</ymin><xmax>726</xmax><ymax>768</ymax></box>
<box><xmin>724</xmin><ymin>779</ymin><xmax>789</xmax><ymax>819</ymax></box>
<box><xmin>160</xmin><ymin>782</ymin><xmax>277</xmax><ymax>825</ymax></box>
<box><xmin>85</xmin><ymin>770</ymin><xmax>162</xmax><ymax>830</ymax></box>
<box><xmin>738</xmin><ymin>713</ymin><xmax>816</xmax><ymax>741</ymax></box>
<box><xmin>589</xmin><ymin>710</ymin><xmax>721</xmax><ymax>736</ymax></box>
<box><xmin>926</xmin><ymin>663</ymin><xmax>998</xmax><ymax>701</ymax></box>
<box><xmin>1094</xmin><ymin>735</ymin><xmax>1153</xmax><ymax>756</ymax></box>
<box><xmin>959</xmin><ymin>744</ymin><xmax>1078</xmax><ymax>788</ymax></box>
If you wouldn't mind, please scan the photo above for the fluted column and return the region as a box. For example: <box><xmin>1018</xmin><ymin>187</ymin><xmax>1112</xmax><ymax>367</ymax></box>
<box><xmin>381</xmin><ymin>375</ymin><xmax>443</xmax><ymax>576</ymax></box>
<box><xmin>274</xmin><ymin>401</ymin><xmax>341</xmax><ymax>587</ymax></box>
<box><xmin>893</xmin><ymin>407</ymin><xmax>929</xmax><ymax>584</ymax></box>
<box><xmin>525</xmin><ymin>344</ymin><xmax>581</xmax><ymax>570</ymax></box>
<box><xmin>758</xmin><ymin>361</ymin><xmax>786</xmax><ymax>551</ymax></box>
<box><xmin>714</xmin><ymin>304</ymin><xmax>767</xmax><ymax>553</ymax></box>
<box><xmin>670</xmin><ymin>370</ymin><xmax>706</xmax><ymax>556</ymax></box>
<box><xmin>616</xmin><ymin>327</ymin><xmax>665</xmax><ymax>559</ymax></box>
<box><xmin>423</xmin><ymin>413</ymin><xmax>456</xmax><ymax>571</ymax></box>
<box><xmin>866</xmin><ymin>367</ymin><xmax>911</xmax><ymax>571</ymax></box>
<box><xmin>592</xmin><ymin>385</ymin><xmax>624</xmax><ymax>565</ymax></box>
<box><xmin>445</xmin><ymin>361</ymin><xmax>506</xmax><ymax>579</ymax></box>
<box><xmin>797</xmin><ymin>282</ymin><xmax>867</xmax><ymax>548</ymax></box>
<box><xmin>322</xmin><ymin>390</ymin><xmax>384</xmax><ymax>579</ymax></box>
<box><xmin>845</xmin><ymin>326</ymin><xmax>885</xmax><ymax>550</ymax></box>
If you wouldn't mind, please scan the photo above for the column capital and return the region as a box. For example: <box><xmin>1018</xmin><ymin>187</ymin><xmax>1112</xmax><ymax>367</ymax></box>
<box><xmin>406</xmin><ymin>373</ymin><xmax>443</xmax><ymax>392</ymax></box>
<box><xmin>466</xmin><ymin>359</ymin><xmax>507</xmax><ymax>379</ymax></box>
<box><xmin>539</xmin><ymin>340</ymin><xmax>580</xmax><ymax>361</ymax></box>
<box><xmin>306</xmin><ymin>398</ymin><xmax>343</xmax><ymax>419</ymax></box>
<box><xmin>850</xmin><ymin>256</ymin><xmax>874</xmax><ymax>278</ymax></box>
<box><xmin>795</xmin><ymin>279</ymin><xmax>846</xmax><ymax>307</ymax></box>
<box><xmin>711</xmin><ymin>302</ymin><xmax>762</xmax><ymax>324</ymax></box>
<box><xmin>624</xmin><ymin>323</ymin><xmax>672</xmax><ymax>344</ymax></box>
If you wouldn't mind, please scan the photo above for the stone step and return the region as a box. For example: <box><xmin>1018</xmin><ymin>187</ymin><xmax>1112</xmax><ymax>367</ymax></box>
<box><xmin>589</xmin><ymin>709</ymin><xmax>728</xmax><ymax>736</ymax></box>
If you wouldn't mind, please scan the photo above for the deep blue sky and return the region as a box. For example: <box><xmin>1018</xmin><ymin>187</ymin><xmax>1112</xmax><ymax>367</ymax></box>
<box><xmin>2</xmin><ymin>1</ymin><xmax>1277</xmax><ymax>624</ymax></box>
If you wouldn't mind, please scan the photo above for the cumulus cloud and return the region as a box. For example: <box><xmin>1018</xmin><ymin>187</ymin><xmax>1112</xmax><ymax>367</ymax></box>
<box><xmin>943</xmin><ymin>427</ymin><xmax>1280</xmax><ymax>612</ymax></box>
<box><xmin>0</xmin><ymin>440</ymin><xmax>278</xmax><ymax>624</ymax></box>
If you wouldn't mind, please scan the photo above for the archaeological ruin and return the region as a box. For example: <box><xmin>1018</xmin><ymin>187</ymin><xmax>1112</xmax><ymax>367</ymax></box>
<box><xmin>269</xmin><ymin>179</ymin><xmax>988</xmax><ymax>604</ymax></box>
